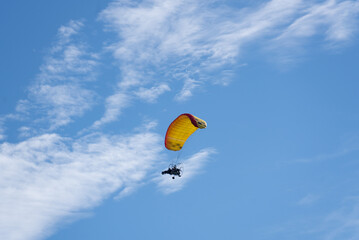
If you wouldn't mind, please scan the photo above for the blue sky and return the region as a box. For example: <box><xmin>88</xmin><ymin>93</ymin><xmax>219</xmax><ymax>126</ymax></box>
<box><xmin>1</xmin><ymin>0</ymin><xmax>359</xmax><ymax>239</ymax></box>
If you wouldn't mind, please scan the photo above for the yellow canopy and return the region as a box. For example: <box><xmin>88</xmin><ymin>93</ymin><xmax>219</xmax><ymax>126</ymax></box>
<box><xmin>165</xmin><ymin>113</ymin><xmax>207</xmax><ymax>151</ymax></box>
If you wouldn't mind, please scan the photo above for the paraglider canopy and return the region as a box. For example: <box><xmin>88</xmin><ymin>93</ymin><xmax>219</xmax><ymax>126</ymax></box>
<box><xmin>165</xmin><ymin>113</ymin><xmax>207</xmax><ymax>151</ymax></box>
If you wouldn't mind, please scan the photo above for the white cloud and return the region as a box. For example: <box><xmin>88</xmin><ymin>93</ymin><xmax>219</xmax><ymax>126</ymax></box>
<box><xmin>86</xmin><ymin>0</ymin><xmax>359</xmax><ymax>126</ymax></box>
<box><xmin>117</xmin><ymin>66</ymin><xmax>144</xmax><ymax>89</ymax></box>
<box><xmin>297</xmin><ymin>194</ymin><xmax>320</xmax><ymax>206</ymax></box>
<box><xmin>17</xmin><ymin>126</ymin><xmax>33</xmax><ymax>138</ymax></box>
<box><xmin>0</xmin><ymin>131</ymin><xmax>5</xmax><ymax>141</ymax></box>
<box><xmin>292</xmin><ymin>145</ymin><xmax>359</xmax><ymax>163</ymax></box>
<box><xmin>15</xmin><ymin>20</ymin><xmax>99</xmax><ymax>131</ymax></box>
<box><xmin>154</xmin><ymin>148</ymin><xmax>216</xmax><ymax>194</ymax></box>
<box><xmin>318</xmin><ymin>197</ymin><xmax>359</xmax><ymax>240</ymax></box>
<box><xmin>174</xmin><ymin>78</ymin><xmax>200</xmax><ymax>102</ymax></box>
<box><xmin>134</xmin><ymin>119</ymin><xmax>158</xmax><ymax>132</ymax></box>
<box><xmin>15</xmin><ymin>100</ymin><xmax>31</xmax><ymax>114</ymax></box>
<box><xmin>134</xmin><ymin>83</ymin><xmax>170</xmax><ymax>103</ymax></box>
<box><xmin>276</xmin><ymin>0</ymin><xmax>359</xmax><ymax>47</ymax></box>
<box><xmin>31</xmin><ymin>84</ymin><xmax>95</xmax><ymax>130</ymax></box>
<box><xmin>41</xmin><ymin>45</ymin><xmax>98</xmax><ymax>77</ymax></box>
<box><xmin>98</xmin><ymin>0</ymin><xmax>359</xmax><ymax>106</ymax></box>
<box><xmin>0</xmin><ymin>115</ymin><xmax>24</xmax><ymax>141</ymax></box>
<box><xmin>0</xmin><ymin>131</ymin><xmax>163</xmax><ymax>240</ymax></box>
<box><xmin>266</xmin><ymin>196</ymin><xmax>359</xmax><ymax>239</ymax></box>
<box><xmin>92</xmin><ymin>92</ymin><xmax>131</xmax><ymax>128</ymax></box>
<box><xmin>54</xmin><ymin>20</ymin><xmax>84</xmax><ymax>52</ymax></box>
<box><xmin>0</xmin><ymin>118</ymin><xmax>6</xmax><ymax>141</ymax></box>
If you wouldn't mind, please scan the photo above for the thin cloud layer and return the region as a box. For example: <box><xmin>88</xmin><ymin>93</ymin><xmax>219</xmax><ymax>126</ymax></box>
<box><xmin>278</xmin><ymin>196</ymin><xmax>359</xmax><ymax>239</ymax></box>
<box><xmin>16</xmin><ymin>20</ymin><xmax>99</xmax><ymax>131</ymax></box>
<box><xmin>0</xmin><ymin>126</ymin><xmax>5</xmax><ymax>141</ymax></box>
<box><xmin>175</xmin><ymin>78</ymin><xmax>200</xmax><ymax>102</ymax></box>
<box><xmin>321</xmin><ymin>197</ymin><xmax>359</xmax><ymax>240</ymax></box>
<box><xmin>92</xmin><ymin>91</ymin><xmax>131</xmax><ymax>128</ymax></box>
<box><xmin>297</xmin><ymin>194</ymin><xmax>320</xmax><ymax>206</ymax></box>
<box><xmin>0</xmin><ymin>131</ymin><xmax>163</xmax><ymax>240</ymax></box>
<box><xmin>155</xmin><ymin>148</ymin><xmax>216</xmax><ymax>194</ymax></box>
<box><xmin>277</xmin><ymin>0</ymin><xmax>359</xmax><ymax>44</ymax></box>
<box><xmin>96</xmin><ymin>0</ymin><xmax>359</xmax><ymax>124</ymax></box>
<box><xmin>134</xmin><ymin>83</ymin><xmax>171</xmax><ymax>103</ymax></box>
<box><xmin>31</xmin><ymin>84</ymin><xmax>95</xmax><ymax>129</ymax></box>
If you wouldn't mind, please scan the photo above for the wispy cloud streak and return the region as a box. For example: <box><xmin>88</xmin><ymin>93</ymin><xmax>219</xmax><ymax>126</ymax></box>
<box><xmin>297</xmin><ymin>194</ymin><xmax>320</xmax><ymax>206</ymax></box>
<box><xmin>98</xmin><ymin>0</ymin><xmax>359</xmax><ymax>121</ymax></box>
<box><xmin>277</xmin><ymin>0</ymin><xmax>359</xmax><ymax>45</ymax></box>
<box><xmin>0</xmin><ymin>119</ymin><xmax>6</xmax><ymax>141</ymax></box>
<box><xmin>0</xmin><ymin>131</ymin><xmax>163</xmax><ymax>240</ymax></box>
<box><xmin>321</xmin><ymin>197</ymin><xmax>359</xmax><ymax>240</ymax></box>
<box><xmin>16</xmin><ymin>20</ymin><xmax>99</xmax><ymax>131</ymax></box>
<box><xmin>135</xmin><ymin>83</ymin><xmax>170</xmax><ymax>103</ymax></box>
<box><xmin>154</xmin><ymin>148</ymin><xmax>216</xmax><ymax>194</ymax></box>
<box><xmin>92</xmin><ymin>92</ymin><xmax>131</xmax><ymax>128</ymax></box>
<box><xmin>175</xmin><ymin>78</ymin><xmax>200</xmax><ymax>102</ymax></box>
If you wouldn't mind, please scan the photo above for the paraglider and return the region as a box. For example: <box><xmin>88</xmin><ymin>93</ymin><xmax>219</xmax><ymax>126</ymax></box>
<box><xmin>162</xmin><ymin>113</ymin><xmax>207</xmax><ymax>179</ymax></box>
<box><xmin>162</xmin><ymin>164</ymin><xmax>182</xmax><ymax>179</ymax></box>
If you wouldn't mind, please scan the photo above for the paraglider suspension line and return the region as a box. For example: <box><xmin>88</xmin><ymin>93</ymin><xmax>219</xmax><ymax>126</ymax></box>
<box><xmin>172</xmin><ymin>151</ymin><xmax>182</xmax><ymax>165</ymax></box>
